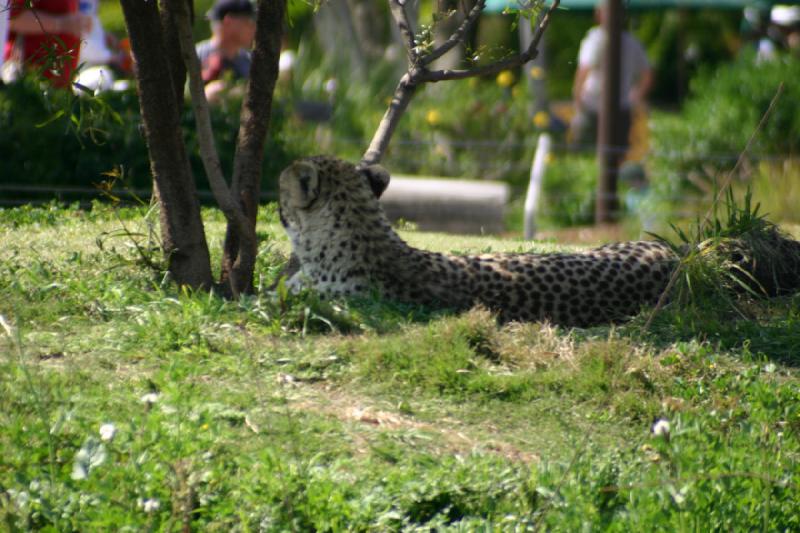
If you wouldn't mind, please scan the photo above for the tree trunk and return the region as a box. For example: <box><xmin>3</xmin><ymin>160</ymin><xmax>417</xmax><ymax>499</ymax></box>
<box><xmin>431</xmin><ymin>0</ymin><xmax>466</xmax><ymax>70</ymax></box>
<box><xmin>347</xmin><ymin>0</ymin><xmax>388</xmax><ymax>61</ymax></box>
<box><xmin>220</xmin><ymin>0</ymin><xmax>286</xmax><ymax>295</ymax></box>
<box><xmin>596</xmin><ymin>0</ymin><xmax>623</xmax><ymax>223</ymax></box>
<box><xmin>158</xmin><ymin>0</ymin><xmax>191</xmax><ymax>106</ymax></box>
<box><xmin>315</xmin><ymin>0</ymin><xmax>367</xmax><ymax>78</ymax></box>
<box><xmin>121</xmin><ymin>0</ymin><xmax>213</xmax><ymax>289</ymax></box>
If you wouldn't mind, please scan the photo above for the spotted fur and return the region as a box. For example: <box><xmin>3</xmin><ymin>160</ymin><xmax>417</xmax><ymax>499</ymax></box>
<box><xmin>279</xmin><ymin>156</ymin><xmax>678</xmax><ymax>327</ymax></box>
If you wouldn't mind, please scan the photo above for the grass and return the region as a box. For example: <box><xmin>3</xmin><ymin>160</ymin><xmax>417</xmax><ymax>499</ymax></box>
<box><xmin>2</xmin><ymin>201</ymin><xmax>800</xmax><ymax>530</ymax></box>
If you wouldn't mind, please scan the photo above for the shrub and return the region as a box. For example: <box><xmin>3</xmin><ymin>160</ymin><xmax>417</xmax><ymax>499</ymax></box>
<box><xmin>650</xmin><ymin>52</ymin><xmax>800</xmax><ymax>182</ymax></box>
<box><xmin>0</xmin><ymin>76</ymin><xmax>300</xmax><ymax>205</ymax></box>
<box><xmin>539</xmin><ymin>154</ymin><xmax>596</xmax><ymax>227</ymax></box>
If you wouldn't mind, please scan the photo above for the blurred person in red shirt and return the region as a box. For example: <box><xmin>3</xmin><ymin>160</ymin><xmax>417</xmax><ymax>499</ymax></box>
<box><xmin>4</xmin><ymin>0</ymin><xmax>91</xmax><ymax>87</ymax></box>
<box><xmin>0</xmin><ymin>1</ymin><xmax>9</xmax><ymax>76</ymax></box>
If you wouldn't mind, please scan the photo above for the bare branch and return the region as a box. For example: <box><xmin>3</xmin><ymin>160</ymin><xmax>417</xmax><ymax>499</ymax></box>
<box><xmin>389</xmin><ymin>0</ymin><xmax>419</xmax><ymax>65</ymax></box>
<box><xmin>526</xmin><ymin>0</ymin><xmax>558</xmax><ymax>59</ymax></box>
<box><xmin>422</xmin><ymin>0</ymin><xmax>486</xmax><ymax>67</ymax></box>
<box><xmin>420</xmin><ymin>52</ymin><xmax>528</xmax><ymax>83</ymax></box>
<box><xmin>362</xmin><ymin>73</ymin><xmax>418</xmax><ymax>165</ymax></box>
<box><xmin>421</xmin><ymin>0</ymin><xmax>559</xmax><ymax>82</ymax></box>
<box><xmin>365</xmin><ymin>0</ymin><xmax>560</xmax><ymax>164</ymax></box>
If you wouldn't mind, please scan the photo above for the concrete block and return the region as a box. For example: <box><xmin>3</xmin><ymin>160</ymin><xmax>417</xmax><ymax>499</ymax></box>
<box><xmin>380</xmin><ymin>175</ymin><xmax>509</xmax><ymax>235</ymax></box>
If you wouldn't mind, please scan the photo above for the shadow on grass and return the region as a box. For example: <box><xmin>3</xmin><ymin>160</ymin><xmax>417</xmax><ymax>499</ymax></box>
<box><xmin>620</xmin><ymin>294</ymin><xmax>800</xmax><ymax>366</ymax></box>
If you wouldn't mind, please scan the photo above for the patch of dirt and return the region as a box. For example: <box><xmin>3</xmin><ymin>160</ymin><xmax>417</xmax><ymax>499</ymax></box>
<box><xmin>287</xmin><ymin>381</ymin><xmax>539</xmax><ymax>464</ymax></box>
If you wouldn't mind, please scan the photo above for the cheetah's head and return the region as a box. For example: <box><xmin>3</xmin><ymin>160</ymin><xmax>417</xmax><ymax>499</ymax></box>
<box><xmin>278</xmin><ymin>155</ymin><xmax>391</xmax><ymax>246</ymax></box>
<box><xmin>280</xmin><ymin>156</ymin><xmax>390</xmax><ymax>229</ymax></box>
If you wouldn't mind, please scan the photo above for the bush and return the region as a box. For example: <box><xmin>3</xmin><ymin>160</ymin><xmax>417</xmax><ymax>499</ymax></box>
<box><xmin>539</xmin><ymin>154</ymin><xmax>596</xmax><ymax>227</ymax></box>
<box><xmin>650</xmin><ymin>52</ymin><xmax>800</xmax><ymax>181</ymax></box>
<box><xmin>0</xmin><ymin>76</ymin><xmax>300</xmax><ymax>205</ymax></box>
<box><xmin>637</xmin><ymin>9</ymin><xmax>741</xmax><ymax>105</ymax></box>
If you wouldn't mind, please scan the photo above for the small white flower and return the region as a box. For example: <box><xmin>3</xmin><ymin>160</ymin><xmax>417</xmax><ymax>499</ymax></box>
<box><xmin>0</xmin><ymin>314</ymin><xmax>14</xmax><ymax>337</ymax></box>
<box><xmin>71</xmin><ymin>439</ymin><xmax>107</xmax><ymax>480</ymax></box>
<box><xmin>277</xmin><ymin>373</ymin><xmax>296</xmax><ymax>385</ymax></box>
<box><xmin>99</xmin><ymin>423</ymin><xmax>117</xmax><ymax>442</ymax></box>
<box><xmin>670</xmin><ymin>485</ymin><xmax>688</xmax><ymax>505</ymax></box>
<box><xmin>324</xmin><ymin>78</ymin><xmax>338</xmax><ymax>95</ymax></box>
<box><xmin>140</xmin><ymin>392</ymin><xmax>159</xmax><ymax>405</ymax></box>
<box><xmin>138</xmin><ymin>498</ymin><xmax>160</xmax><ymax>513</ymax></box>
<box><xmin>651</xmin><ymin>418</ymin><xmax>671</xmax><ymax>438</ymax></box>
<box><xmin>7</xmin><ymin>489</ymin><xmax>30</xmax><ymax>508</ymax></box>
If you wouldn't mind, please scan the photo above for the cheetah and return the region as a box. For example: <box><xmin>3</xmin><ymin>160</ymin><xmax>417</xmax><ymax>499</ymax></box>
<box><xmin>277</xmin><ymin>156</ymin><xmax>797</xmax><ymax>327</ymax></box>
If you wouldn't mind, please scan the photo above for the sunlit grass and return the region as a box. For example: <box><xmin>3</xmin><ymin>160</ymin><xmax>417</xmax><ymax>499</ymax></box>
<box><xmin>1</xmin><ymin>202</ymin><xmax>799</xmax><ymax>529</ymax></box>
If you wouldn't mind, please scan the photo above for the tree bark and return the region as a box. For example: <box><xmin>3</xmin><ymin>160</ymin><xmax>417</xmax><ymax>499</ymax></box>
<box><xmin>347</xmin><ymin>0</ymin><xmax>388</xmax><ymax>61</ymax></box>
<box><xmin>362</xmin><ymin>73</ymin><xmax>418</xmax><ymax>166</ymax></box>
<box><xmin>220</xmin><ymin>0</ymin><xmax>286</xmax><ymax>295</ymax></box>
<box><xmin>430</xmin><ymin>1</ymin><xmax>464</xmax><ymax>70</ymax></box>
<box><xmin>596</xmin><ymin>0</ymin><xmax>622</xmax><ymax>223</ymax></box>
<box><xmin>314</xmin><ymin>0</ymin><xmax>367</xmax><ymax>79</ymax></box>
<box><xmin>165</xmin><ymin>0</ymin><xmax>254</xmax><ymax>274</ymax></box>
<box><xmin>121</xmin><ymin>0</ymin><xmax>213</xmax><ymax>289</ymax></box>
<box><xmin>158</xmin><ymin>0</ymin><xmax>190</xmax><ymax>107</ymax></box>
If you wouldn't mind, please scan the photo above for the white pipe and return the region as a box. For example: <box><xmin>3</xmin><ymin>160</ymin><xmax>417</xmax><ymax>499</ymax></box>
<box><xmin>523</xmin><ymin>133</ymin><xmax>551</xmax><ymax>240</ymax></box>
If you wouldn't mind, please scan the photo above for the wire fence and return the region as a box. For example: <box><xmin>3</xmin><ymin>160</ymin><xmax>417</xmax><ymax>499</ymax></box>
<box><xmin>0</xmin><ymin>184</ymin><xmax>279</xmax><ymax>207</ymax></box>
<box><xmin>373</xmin><ymin>137</ymin><xmax>795</xmax><ymax>164</ymax></box>
<box><xmin>1</xmin><ymin>135</ymin><xmax>795</xmax><ymax>209</ymax></box>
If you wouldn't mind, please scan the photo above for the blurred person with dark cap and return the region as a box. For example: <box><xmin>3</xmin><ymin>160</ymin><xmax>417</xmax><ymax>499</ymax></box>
<box><xmin>195</xmin><ymin>0</ymin><xmax>256</xmax><ymax>102</ymax></box>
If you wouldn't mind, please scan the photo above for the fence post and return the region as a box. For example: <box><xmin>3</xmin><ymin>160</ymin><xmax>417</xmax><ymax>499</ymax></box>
<box><xmin>524</xmin><ymin>133</ymin><xmax>551</xmax><ymax>240</ymax></box>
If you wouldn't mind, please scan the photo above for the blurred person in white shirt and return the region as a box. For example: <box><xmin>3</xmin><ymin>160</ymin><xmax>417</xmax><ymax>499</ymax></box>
<box><xmin>570</xmin><ymin>1</ymin><xmax>653</xmax><ymax>151</ymax></box>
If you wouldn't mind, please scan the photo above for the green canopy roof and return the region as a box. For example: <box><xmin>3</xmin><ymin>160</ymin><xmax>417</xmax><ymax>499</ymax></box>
<box><xmin>485</xmin><ymin>0</ymin><xmax>788</xmax><ymax>11</ymax></box>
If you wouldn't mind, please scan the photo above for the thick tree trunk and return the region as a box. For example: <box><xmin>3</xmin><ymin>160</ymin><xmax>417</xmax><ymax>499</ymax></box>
<box><xmin>121</xmin><ymin>0</ymin><xmax>213</xmax><ymax>289</ymax></box>
<box><xmin>158</xmin><ymin>0</ymin><xmax>190</xmax><ymax>106</ymax></box>
<box><xmin>431</xmin><ymin>0</ymin><xmax>467</xmax><ymax>70</ymax></box>
<box><xmin>220</xmin><ymin>0</ymin><xmax>286</xmax><ymax>295</ymax></box>
<box><xmin>314</xmin><ymin>0</ymin><xmax>367</xmax><ymax>78</ymax></box>
<box><xmin>347</xmin><ymin>0</ymin><xmax>388</xmax><ymax>61</ymax></box>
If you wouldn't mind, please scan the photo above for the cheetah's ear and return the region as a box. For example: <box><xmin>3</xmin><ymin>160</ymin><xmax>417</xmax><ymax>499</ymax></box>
<box><xmin>280</xmin><ymin>160</ymin><xmax>320</xmax><ymax>209</ymax></box>
<box><xmin>358</xmin><ymin>164</ymin><xmax>390</xmax><ymax>199</ymax></box>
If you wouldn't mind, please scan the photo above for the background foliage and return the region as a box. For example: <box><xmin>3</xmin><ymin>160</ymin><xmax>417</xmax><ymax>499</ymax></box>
<box><xmin>0</xmin><ymin>77</ymin><xmax>300</xmax><ymax>205</ymax></box>
<box><xmin>3</xmin><ymin>0</ymin><xmax>797</xmax><ymax>232</ymax></box>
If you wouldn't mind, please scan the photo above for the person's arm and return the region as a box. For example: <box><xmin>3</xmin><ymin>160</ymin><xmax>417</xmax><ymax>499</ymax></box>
<box><xmin>573</xmin><ymin>28</ymin><xmax>600</xmax><ymax>110</ymax></box>
<box><xmin>572</xmin><ymin>65</ymin><xmax>590</xmax><ymax>107</ymax></box>
<box><xmin>629</xmin><ymin>66</ymin><xmax>653</xmax><ymax>107</ymax></box>
<box><xmin>627</xmin><ymin>36</ymin><xmax>653</xmax><ymax>108</ymax></box>
<box><xmin>9</xmin><ymin>9</ymin><xmax>91</xmax><ymax>36</ymax></box>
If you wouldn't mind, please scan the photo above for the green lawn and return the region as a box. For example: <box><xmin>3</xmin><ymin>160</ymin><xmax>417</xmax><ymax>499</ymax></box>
<box><xmin>2</xmin><ymin>202</ymin><xmax>799</xmax><ymax>530</ymax></box>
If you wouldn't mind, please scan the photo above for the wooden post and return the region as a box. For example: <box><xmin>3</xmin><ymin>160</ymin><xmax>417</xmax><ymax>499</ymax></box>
<box><xmin>596</xmin><ymin>0</ymin><xmax>623</xmax><ymax>224</ymax></box>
